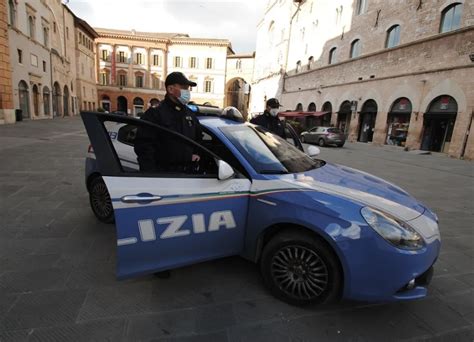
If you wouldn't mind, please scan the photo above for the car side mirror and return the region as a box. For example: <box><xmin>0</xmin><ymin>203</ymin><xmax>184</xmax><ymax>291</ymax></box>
<box><xmin>307</xmin><ymin>145</ymin><xmax>320</xmax><ymax>158</ymax></box>
<box><xmin>218</xmin><ymin>160</ymin><xmax>235</xmax><ymax>180</ymax></box>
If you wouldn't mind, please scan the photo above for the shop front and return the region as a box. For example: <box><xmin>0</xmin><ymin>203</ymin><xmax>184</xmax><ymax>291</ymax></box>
<box><xmin>421</xmin><ymin>95</ymin><xmax>457</xmax><ymax>153</ymax></box>
<box><xmin>337</xmin><ymin>101</ymin><xmax>352</xmax><ymax>136</ymax></box>
<box><xmin>386</xmin><ymin>97</ymin><xmax>412</xmax><ymax>146</ymax></box>
<box><xmin>358</xmin><ymin>100</ymin><xmax>378</xmax><ymax>143</ymax></box>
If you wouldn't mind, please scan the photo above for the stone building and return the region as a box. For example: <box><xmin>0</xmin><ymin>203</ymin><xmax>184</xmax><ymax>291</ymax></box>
<box><xmin>253</xmin><ymin>0</ymin><xmax>474</xmax><ymax>159</ymax></box>
<box><xmin>74</xmin><ymin>16</ymin><xmax>98</xmax><ymax>112</ymax></box>
<box><xmin>225</xmin><ymin>52</ymin><xmax>255</xmax><ymax>119</ymax></box>
<box><xmin>95</xmin><ymin>29</ymin><xmax>231</xmax><ymax>115</ymax></box>
<box><xmin>0</xmin><ymin>0</ymin><xmax>14</xmax><ymax>124</ymax></box>
<box><xmin>6</xmin><ymin>0</ymin><xmax>84</xmax><ymax>122</ymax></box>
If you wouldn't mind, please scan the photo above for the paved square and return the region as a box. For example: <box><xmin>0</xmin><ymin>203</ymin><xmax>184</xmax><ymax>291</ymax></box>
<box><xmin>0</xmin><ymin>117</ymin><xmax>473</xmax><ymax>341</ymax></box>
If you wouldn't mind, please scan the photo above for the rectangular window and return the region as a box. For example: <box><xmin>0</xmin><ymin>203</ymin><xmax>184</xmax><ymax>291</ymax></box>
<box><xmin>152</xmin><ymin>76</ymin><xmax>161</xmax><ymax>89</ymax></box>
<box><xmin>101</xmin><ymin>49</ymin><xmax>109</xmax><ymax>61</ymax></box>
<box><xmin>136</xmin><ymin>53</ymin><xmax>143</xmax><ymax>64</ymax></box>
<box><xmin>206</xmin><ymin>58</ymin><xmax>213</xmax><ymax>69</ymax></box>
<box><xmin>30</xmin><ymin>54</ymin><xmax>38</xmax><ymax>67</ymax></box>
<box><xmin>135</xmin><ymin>75</ymin><xmax>144</xmax><ymax>88</ymax></box>
<box><xmin>189</xmin><ymin>57</ymin><xmax>197</xmax><ymax>68</ymax></box>
<box><xmin>100</xmin><ymin>72</ymin><xmax>109</xmax><ymax>85</ymax></box>
<box><xmin>174</xmin><ymin>56</ymin><xmax>182</xmax><ymax>68</ymax></box>
<box><xmin>119</xmin><ymin>51</ymin><xmax>126</xmax><ymax>63</ymax></box>
<box><xmin>204</xmin><ymin>80</ymin><xmax>212</xmax><ymax>93</ymax></box>
<box><xmin>17</xmin><ymin>49</ymin><xmax>22</xmax><ymax>64</ymax></box>
<box><xmin>153</xmin><ymin>55</ymin><xmax>161</xmax><ymax>66</ymax></box>
<box><xmin>43</xmin><ymin>60</ymin><xmax>46</xmax><ymax>72</ymax></box>
<box><xmin>83</xmin><ymin>101</ymin><xmax>86</xmax><ymax>110</ymax></box>
<box><xmin>119</xmin><ymin>74</ymin><xmax>127</xmax><ymax>87</ymax></box>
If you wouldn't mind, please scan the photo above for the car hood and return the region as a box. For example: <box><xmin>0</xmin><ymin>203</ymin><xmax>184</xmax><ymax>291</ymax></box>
<box><xmin>260</xmin><ymin>163</ymin><xmax>426</xmax><ymax>221</ymax></box>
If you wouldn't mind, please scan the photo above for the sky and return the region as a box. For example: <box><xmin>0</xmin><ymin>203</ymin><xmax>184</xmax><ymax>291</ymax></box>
<box><xmin>67</xmin><ymin>0</ymin><xmax>266</xmax><ymax>53</ymax></box>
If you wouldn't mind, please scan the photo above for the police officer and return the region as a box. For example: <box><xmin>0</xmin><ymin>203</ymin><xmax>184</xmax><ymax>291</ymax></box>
<box><xmin>250</xmin><ymin>98</ymin><xmax>286</xmax><ymax>138</ymax></box>
<box><xmin>134</xmin><ymin>72</ymin><xmax>202</xmax><ymax>173</ymax></box>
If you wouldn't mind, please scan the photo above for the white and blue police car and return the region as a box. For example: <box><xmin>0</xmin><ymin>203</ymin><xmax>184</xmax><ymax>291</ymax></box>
<box><xmin>82</xmin><ymin>106</ymin><xmax>440</xmax><ymax>306</ymax></box>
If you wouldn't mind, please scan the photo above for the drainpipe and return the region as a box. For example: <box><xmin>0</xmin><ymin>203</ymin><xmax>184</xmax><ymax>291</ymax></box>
<box><xmin>460</xmin><ymin>110</ymin><xmax>473</xmax><ymax>159</ymax></box>
<box><xmin>282</xmin><ymin>1</ymin><xmax>303</xmax><ymax>94</ymax></box>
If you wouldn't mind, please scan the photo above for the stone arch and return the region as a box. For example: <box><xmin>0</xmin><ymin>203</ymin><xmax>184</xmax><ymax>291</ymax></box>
<box><xmin>63</xmin><ymin>85</ymin><xmax>69</xmax><ymax>116</ymax></box>
<box><xmin>53</xmin><ymin>82</ymin><xmax>62</xmax><ymax>117</ymax></box>
<box><xmin>18</xmin><ymin>80</ymin><xmax>30</xmax><ymax>119</ymax></box>
<box><xmin>32</xmin><ymin>84</ymin><xmax>39</xmax><ymax>116</ymax></box>
<box><xmin>225</xmin><ymin>77</ymin><xmax>251</xmax><ymax>119</ymax></box>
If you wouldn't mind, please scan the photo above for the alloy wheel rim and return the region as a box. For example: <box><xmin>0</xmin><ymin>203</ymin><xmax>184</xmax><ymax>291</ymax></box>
<box><xmin>91</xmin><ymin>182</ymin><xmax>113</xmax><ymax>218</ymax></box>
<box><xmin>271</xmin><ymin>245</ymin><xmax>329</xmax><ymax>300</ymax></box>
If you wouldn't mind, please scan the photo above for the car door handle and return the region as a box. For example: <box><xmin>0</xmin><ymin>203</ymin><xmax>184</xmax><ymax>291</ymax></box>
<box><xmin>121</xmin><ymin>194</ymin><xmax>162</xmax><ymax>203</ymax></box>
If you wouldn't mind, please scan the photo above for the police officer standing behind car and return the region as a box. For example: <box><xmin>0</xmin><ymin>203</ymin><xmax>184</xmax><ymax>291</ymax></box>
<box><xmin>250</xmin><ymin>98</ymin><xmax>286</xmax><ymax>139</ymax></box>
<box><xmin>134</xmin><ymin>72</ymin><xmax>202</xmax><ymax>173</ymax></box>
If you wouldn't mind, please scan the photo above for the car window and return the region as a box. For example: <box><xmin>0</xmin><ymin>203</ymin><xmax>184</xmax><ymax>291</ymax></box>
<box><xmin>102</xmin><ymin>119</ymin><xmax>218</xmax><ymax>177</ymax></box>
<box><xmin>221</xmin><ymin>125</ymin><xmax>321</xmax><ymax>174</ymax></box>
<box><xmin>327</xmin><ymin>128</ymin><xmax>342</xmax><ymax>134</ymax></box>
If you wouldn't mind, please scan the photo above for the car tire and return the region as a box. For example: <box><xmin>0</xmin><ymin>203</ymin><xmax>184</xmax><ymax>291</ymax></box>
<box><xmin>318</xmin><ymin>139</ymin><xmax>325</xmax><ymax>147</ymax></box>
<box><xmin>89</xmin><ymin>176</ymin><xmax>115</xmax><ymax>224</ymax></box>
<box><xmin>301</xmin><ymin>136</ymin><xmax>306</xmax><ymax>143</ymax></box>
<box><xmin>260</xmin><ymin>230</ymin><xmax>342</xmax><ymax>306</ymax></box>
<box><xmin>337</xmin><ymin>143</ymin><xmax>345</xmax><ymax>147</ymax></box>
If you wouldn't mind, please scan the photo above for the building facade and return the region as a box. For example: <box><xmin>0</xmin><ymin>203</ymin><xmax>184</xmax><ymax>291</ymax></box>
<box><xmin>6</xmin><ymin>0</ymin><xmax>86</xmax><ymax>122</ymax></box>
<box><xmin>95</xmin><ymin>29</ymin><xmax>231</xmax><ymax>115</ymax></box>
<box><xmin>225</xmin><ymin>52</ymin><xmax>255</xmax><ymax>119</ymax></box>
<box><xmin>253</xmin><ymin>0</ymin><xmax>474</xmax><ymax>159</ymax></box>
<box><xmin>74</xmin><ymin>17</ymin><xmax>98</xmax><ymax>112</ymax></box>
<box><xmin>0</xmin><ymin>0</ymin><xmax>14</xmax><ymax>124</ymax></box>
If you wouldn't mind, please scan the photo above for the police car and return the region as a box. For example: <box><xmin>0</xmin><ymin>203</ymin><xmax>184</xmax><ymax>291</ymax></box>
<box><xmin>82</xmin><ymin>106</ymin><xmax>440</xmax><ymax>306</ymax></box>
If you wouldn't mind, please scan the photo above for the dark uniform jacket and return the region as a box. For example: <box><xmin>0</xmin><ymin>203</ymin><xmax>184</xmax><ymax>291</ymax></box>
<box><xmin>134</xmin><ymin>95</ymin><xmax>202</xmax><ymax>172</ymax></box>
<box><xmin>250</xmin><ymin>111</ymin><xmax>286</xmax><ymax>138</ymax></box>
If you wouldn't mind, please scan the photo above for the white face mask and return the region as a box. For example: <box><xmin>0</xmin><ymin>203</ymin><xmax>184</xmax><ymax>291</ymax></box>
<box><xmin>178</xmin><ymin>89</ymin><xmax>191</xmax><ymax>105</ymax></box>
<box><xmin>270</xmin><ymin>108</ymin><xmax>279</xmax><ymax>117</ymax></box>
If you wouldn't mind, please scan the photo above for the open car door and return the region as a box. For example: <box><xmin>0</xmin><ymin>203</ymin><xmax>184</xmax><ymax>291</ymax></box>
<box><xmin>81</xmin><ymin>112</ymin><xmax>251</xmax><ymax>279</ymax></box>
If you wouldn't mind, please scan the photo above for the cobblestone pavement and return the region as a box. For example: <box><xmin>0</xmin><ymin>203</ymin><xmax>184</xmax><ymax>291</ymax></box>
<box><xmin>0</xmin><ymin>116</ymin><xmax>473</xmax><ymax>342</ymax></box>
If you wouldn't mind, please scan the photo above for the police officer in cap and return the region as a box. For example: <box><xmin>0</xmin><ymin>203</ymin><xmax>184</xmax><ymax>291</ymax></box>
<box><xmin>250</xmin><ymin>98</ymin><xmax>286</xmax><ymax>138</ymax></box>
<box><xmin>134</xmin><ymin>72</ymin><xmax>202</xmax><ymax>173</ymax></box>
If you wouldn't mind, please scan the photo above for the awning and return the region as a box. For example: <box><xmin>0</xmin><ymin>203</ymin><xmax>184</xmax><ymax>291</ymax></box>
<box><xmin>279</xmin><ymin>111</ymin><xmax>330</xmax><ymax>118</ymax></box>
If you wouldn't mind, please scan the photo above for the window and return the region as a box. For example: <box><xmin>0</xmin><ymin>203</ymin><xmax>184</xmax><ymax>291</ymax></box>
<box><xmin>118</xmin><ymin>51</ymin><xmax>126</xmax><ymax>63</ymax></box>
<box><xmin>204</xmin><ymin>80</ymin><xmax>213</xmax><ymax>93</ymax></box>
<box><xmin>17</xmin><ymin>49</ymin><xmax>23</xmax><ymax>64</ymax></box>
<box><xmin>66</xmin><ymin>27</ymin><xmax>69</xmax><ymax>40</ymax></box>
<box><xmin>118</xmin><ymin>74</ymin><xmax>127</xmax><ymax>87</ymax></box>
<box><xmin>308</xmin><ymin>56</ymin><xmax>313</xmax><ymax>70</ymax></box>
<box><xmin>152</xmin><ymin>74</ymin><xmax>161</xmax><ymax>89</ymax></box>
<box><xmin>386</xmin><ymin>25</ymin><xmax>401</xmax><ymax>48</ymax></box>
<box><xmin>206</xmin><ymin>58</ymin><xmax>213</xmax><ymax>69</ymax></box>
<box><xmin>101</xmin><ymin>49</ymin><xmax>109</xmax><ymax>61</ymax></box>
<box><xmin>53</xmin><ymin>22</ymin><xmax>56</xmax><ymax>33</ymax></box>
<box><xmin>135</xmin><ymin>74</ymin><xmax>144</xmax><ymax>88</ymax></box>
<box><xmin>350</xmin><ymin>39</ymin><xmax>361</xmax><ymax>58</ymax></box>
<box><xmin>356</xmin><ymin>0</ymin><xmax>367</xmax><ymax>15</ymax></box>
<box><xmin>236</xmin><ymin>59</ymin><xmax>242</xmax><ymax>69</ymax></box>
<box><xmin>30</xmin><ymin>54</ymin><xmax>38</xmax><ymax>67</ymax></box>
<box><xmin>329</xmin><ymin>47</ymin><xmax>337</xmax><ymax>64</ymax></box>
<box><xmin>28</xmin><ymin>16</ymin><xmax>35</xmax><ymax>39</ymax></box>
<box><xmin>174</xmin><ymin>56</ymin><xmax>182</xmax><ymax>68</ymax></box>
<box><xmin>153</xmin><ymin>55</ymin><xmax>161</xmax><ymax>66</ymax></box>
<box><xmin>43</xmin><ymin>61</ymin><xmax>47</xmax><ymax>72</ymax></box>
<box><xmin>8</xmin><ymin>0</ymin><xmax>16</xmax><ymax>27</ymax></box>
<box><xmin>440</xmin><ymin>3</ymin><xmax>463</xmax><ymax>33</ymax></box>
<box><xmin>189</xmin><ymin>57</ymin><xmax>197</xmax><ymax>68</ymax></box>
<box><xmin>296</xmin><ymin>60</ymin><xmax>301</xmax><ymax>73</ymax></box>
<box><xmin>100</xmin><ymin>71</ymin><xmax>110</xmax><ymax>85</ymax></box>
<box><xmin>135</xmin><ymin>53</ymin><xmax>143</xmax><ymax>65</ymax></box>
<box><xmin>43</xmin><ymin>27</ymin><xmax>49</xmax><ymax>46</ymax></box>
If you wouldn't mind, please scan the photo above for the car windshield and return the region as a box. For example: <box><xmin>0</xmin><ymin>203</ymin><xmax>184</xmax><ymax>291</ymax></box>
<box><xmin>221</xmin><ymin>125</ymin><xmax>321</xmax><ymax>174</ymax></box>
<box><xmin>327</xmin><ymin>128</ymin><xmax>342</xmax><ymax>133</ymax></box>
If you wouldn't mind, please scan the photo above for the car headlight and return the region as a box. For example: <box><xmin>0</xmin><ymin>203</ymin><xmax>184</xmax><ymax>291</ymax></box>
<box><xmin>361</xmin><ymin>207</ymin><xmax>424</xmax><ymax>250</ymax></box>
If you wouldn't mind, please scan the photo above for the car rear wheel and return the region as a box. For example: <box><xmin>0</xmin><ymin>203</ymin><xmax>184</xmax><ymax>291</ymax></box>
<box><xmin>336</xmin><ymin>143</ymin><xmax>344</xmax><ymax>147</ymax></box>
<box><xmin>301</xmin><ymin>135</ymin><xmax>306</xmax><ymax>143</ymax></box>
<box><xmin>260</xmin><ymin>230</ymin><xmax>342</xmax><ymax>306</ymax></box>
<box><xmin>318</xmin><ymin>138</ymin><xmax>325</xmax><ymax>147</ymax></box>
<box><xmin>89</xmin><ymin>176</ymin><xmax>115</xmax><ymax>224</ymax></box>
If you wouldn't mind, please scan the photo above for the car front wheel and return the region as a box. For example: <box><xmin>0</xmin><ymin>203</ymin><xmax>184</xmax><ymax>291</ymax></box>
<box><xmin>260</xmin><ymin>230</ymin><xmax>342</xmax><ymax>306</ymax></box>
<box><xmin>318</xmin><ymin>138</ymin><xmax>325</xmax><ymax>147</ymax></box>
<box><xmin>89</xmin><ymin>176</ymin><xmax>115</xmax><ymax>224</ymax></box>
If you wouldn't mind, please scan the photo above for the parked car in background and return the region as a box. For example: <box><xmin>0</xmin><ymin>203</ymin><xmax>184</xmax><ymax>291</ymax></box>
<box><xmin>300</xmin><ymin>127</ymin><xmax>346</xmax><ymax>147</ymax></box>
